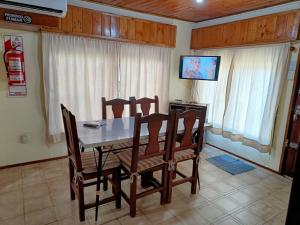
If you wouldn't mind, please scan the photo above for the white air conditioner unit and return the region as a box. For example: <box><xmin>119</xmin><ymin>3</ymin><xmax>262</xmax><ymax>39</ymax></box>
<box><xmin>0</xmin><ymin>0</ymin><xmax>67</xmax><ymax>17</ymax></box>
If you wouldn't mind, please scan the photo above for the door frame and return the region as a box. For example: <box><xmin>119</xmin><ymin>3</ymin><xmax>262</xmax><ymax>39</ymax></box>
<box><xmin>280</xmin><ymin>47</ymin><xmax>300</xmax><ymax>175</ymax></box>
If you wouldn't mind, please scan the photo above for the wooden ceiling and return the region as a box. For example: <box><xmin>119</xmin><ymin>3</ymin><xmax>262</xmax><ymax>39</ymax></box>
<box><xmin>86</xmin><ymin>0</ymin><xmax>294</xmax><ymax>22</ymax></box>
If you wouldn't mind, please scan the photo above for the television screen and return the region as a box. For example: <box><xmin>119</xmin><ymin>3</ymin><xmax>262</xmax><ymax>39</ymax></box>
<box><xmin>179</xmin><ymin>56</ymin><xmax>221</xmax><ymax>81</ymax></box>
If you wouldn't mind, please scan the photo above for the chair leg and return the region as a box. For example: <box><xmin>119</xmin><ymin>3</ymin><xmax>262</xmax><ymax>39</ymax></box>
<box><xmin>69</xmin><ymin>161</ymin><xmax>75</xmax><ymax>200</ymax></box>
<box><xmin>129</xmin><ymin>175</ymin><xmax>137</xmax><ymax>217</ymax></box>
<box><xmin>167</xmin><ymin>168</ymin><xmax>173</xmax><ymax>204</ymax></box>
<box><xmin>160</xmin><ymin>166</ymin><xmax>168</xmax><ymax>205</ymax></box>
<box><xmin>191</xmin><ymin>158</ymin><xmax>198</xmax><ymax>194</ymax></box>
<box><xmin>103</xmin><ymin>176</ymin><xmax>108</xmax><ymax>191</ymax></box>
<box><xmin>115</xmin><ymin>169</ymin><xmax>122</xmax><ymax>209</ymax></box>
<box><xmin>78</xmin><ymin>181</ymin><xmax>85</xmax><ymax>221</ymax></box>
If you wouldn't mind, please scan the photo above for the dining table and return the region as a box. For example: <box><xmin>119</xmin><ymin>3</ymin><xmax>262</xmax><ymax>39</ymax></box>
<box><xmin>77</xmin><ymin>116</ymin><xmax>211</xmax><ymax>149</ymax></box>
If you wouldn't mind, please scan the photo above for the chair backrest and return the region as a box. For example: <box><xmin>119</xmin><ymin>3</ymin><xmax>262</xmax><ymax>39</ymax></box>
<box><xmin>61</xmin><ymin>104</ymin><xmax>83</xmax><ymax>172</ymax></box>
<box><xmin>130</xmin><ymin>96</ymin><xmax>159</xmax><ymax>116</ymax></box>
<box><xmin>102</xmin><ymin>97</ymin><xmax>131</xmax><ymax>119</ymax></box>
<box><xmin>130</xmin><ymin>112</ymin><xmax>175</xmax><ymax>172</ymax></box>
<box><xmin>171</xmin><ymin>109</ymin><xmax>206</xmax><ymax>155</ymax></box>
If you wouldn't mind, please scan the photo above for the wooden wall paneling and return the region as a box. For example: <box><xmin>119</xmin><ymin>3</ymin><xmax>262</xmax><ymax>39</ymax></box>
<box><xmin>82</xmin><ymin>9</ymin><xmax>93</xmax><ymax>34</ymax></box>
<box><xmin>119</xmin><ymin>17</ymin><xmax>128</xmax><ymax>39</ymax></box>
<box><xmin>142</xmin><ymin>21</ymin><xmax>151</xmax><ymax>43</ymax></box>
<box><xmin>102</xmin><ymin>14</ymin><xmax>111</xmax><ymax>37</ymax></box>
<box><xmin>286</xmin><ymin>12</ymin><xmax>300</xmax><ymax>40</ymax></box>
<box><xmin>210</xmin><ymin>25</ymin><xmax>223</xmax><ymax>47</ymax></box>
<box><xmin>202</xmin><ymin>27</ymin><xmax>217</xmax><ymax>48</ymax></box>
<box><xmin>135</xmin><ymin>19</ymin><xmax>144</xmax><ymax>42</ymax></box>
<box><xmin>72</xmin><ymin>7</ymin><xmax>83</xmax><ymax>33</ymax></box>
<box><xmin>255</xmin><ymin>16</ymin><xmax>276</xmax><ymax>42</ymax></box>
<box><xmin>127</xmin><ymin>18</ymin><xmax>136</xmax><ymax>40</ymax></box>
<box><xmin>275</xmin><ymin>13</ymin><xmax>290</xmax><ymax>40</ymax></box>
<box><xmin>156</xmin><ymin>24</ymin><xmax>164</xmax><ymax>44</ymax></box>
<box><xmin>170</xmin><ymin>26</ymin><xmax>176</xmax><ymax>47</ymax></box>
<box><xmin>191</xmin><ymin>10</ymin><xmax>300</xmax><ymax>49</ymax></box>
<box><xmin>239</xmin><ymin>20</ymin><xmax>249</xmax><ymax>43</ymax></box>
<box><xmin>92</xmin><ymin>12</ymin><xmax>102</xmax><ymax>35</ymax></box>
<box><xmin>46</xmin><ymin>5</ymin><xmax>176</xmax><ymax>48</ymax></box>
<box><xmin>246</xmin><ymin>19</ymin><xmax>258</xmax><ymax>44</ymax></box>
<box><xmin>110</xmin><ymin>15</ymin><xmax>120</xmax><ymax>38</ymax></box>
<box><xmin>191</xmin><ymin>29</ymin><xmax>201</xmax><ymax>49</ymax></box>
<box><xmin>61</xmin><ymin>5</ymin><xmax>73</xmax><ymax>32</ymax></box>
<box><xmin>150</xmin><ymin>22</ymin><xmax>158</xmax><ymax>44</ymax></box>
<box><xmin>163</xmin><ymin>25</ymin><xmax>171</xmax><ymax>46</ymax></box>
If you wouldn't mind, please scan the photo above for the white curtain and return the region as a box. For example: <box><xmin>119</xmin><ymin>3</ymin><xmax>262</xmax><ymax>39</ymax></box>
<box><xmin>223</xmin><ymin>45</ymin><xmax>289</xmax><ymax>150</ymax></box>
<box><xmin>43</xmin><ymin>33</ymin><xmax>118</xmax><ymax>142</ymax></box>
<box><xmin>192</xmin><ymin>44</ymin><xmax>289</xmax><ymax>151</ymax></box>
<box><xmin>42</xmin><ymin>32</ymin><xmax>171</xmax><ymax>142</ymax></box>
<box><xmin>119</xmin><ymin>43</ymin><xmax>171</xmax><ymax>112</ymax></box>
<box><xmin>193</xmin><ymin>49</ymin><xmax>234</xmax><ymax>128</ymax></box>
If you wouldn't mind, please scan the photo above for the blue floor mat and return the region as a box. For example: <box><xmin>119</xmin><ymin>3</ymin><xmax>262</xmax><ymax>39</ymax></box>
<box><xmin>206</xmin><ymin>154</ymin><xmax>255</xmax><ymax>175</ymax></box>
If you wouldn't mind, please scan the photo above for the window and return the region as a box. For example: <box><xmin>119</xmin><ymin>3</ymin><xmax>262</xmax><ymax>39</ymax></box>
<box><xmin>193</xmin><ymin>44</ymin><xmax>289</xmax><ymax>151</ymax></box>
<box><xmin>42</xmin><ymin>33</ymin><xmax>171</xmax><ymax>142</ymax></box>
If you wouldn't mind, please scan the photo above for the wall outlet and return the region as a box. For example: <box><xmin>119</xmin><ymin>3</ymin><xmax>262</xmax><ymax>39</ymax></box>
<box><xmin>20</xmin><ymin>133</ymin><xmax>31</xmax><ymax>144</ymax></box>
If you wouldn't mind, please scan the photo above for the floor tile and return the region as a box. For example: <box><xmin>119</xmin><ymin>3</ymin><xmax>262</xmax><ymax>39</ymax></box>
<box><xmin>176</xmin><ymin>209</ymin><xmax>210</xmax><ymax>225</ymax></box>
<box><xmin>118</xmin><ymin>211</ymin><xmax>151</xmax><ymax>225</ymax></box>
<box><xmin>214</xmin><ymin>196</ymin><xmax>242</xmax><ymax>213</ymax></box>
<box><xmin>0</xmin><ymin>190</ymin><xmax>23</xmax><ymax>220</ymax></box>
<box><xmin>196</xmin><ymin>204</ymin><xmax>227</xmax><ymax>223</ymax></box>
<box><xmin>233</xmin><ymin>209</ymin><xmax>265</xmax><ymax>225</ymax></box>
<box><xmin>25</xmin><ymin>195</ymin><xmax>53</xmax><ymax>213</ymax></box>
<box><xmin>213</xmin><ymin>215</ymin><xmax>241</xmax><ymax>225</ymax></box>
<box><xmin>0</xmin><ymin>215</ymin><xmax>25</xmax><ymax>225</ymax></box>
<box><xmin>25</xmin><ymin>207</ymin><xmax>57</xmax><ymax>225</ymax></box>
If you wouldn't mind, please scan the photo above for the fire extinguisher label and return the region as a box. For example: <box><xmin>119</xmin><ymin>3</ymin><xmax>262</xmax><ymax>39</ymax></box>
<box><xmin>8</xmin><ymin>58</ymin><xmax>22</xmax><ymax>72</ymax></box>
<box><xmin>10</xmin><ymin>74</ymin><xmax>24</xmax><ymax>81</ymax></box>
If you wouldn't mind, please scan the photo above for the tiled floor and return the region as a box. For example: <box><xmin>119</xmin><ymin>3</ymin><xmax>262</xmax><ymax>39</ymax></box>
<box><xmin>0</xmin><ymin>145</ymin><xmax>292</xmax><ymax>225</ymax></box>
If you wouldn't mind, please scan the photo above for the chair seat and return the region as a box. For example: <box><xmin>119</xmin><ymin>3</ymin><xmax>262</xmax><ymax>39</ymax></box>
<box><xmin>116</xmin><ymin>146</ymin><xmax>165</xmax><ymax>173</ymax></box>
<box><xmin>81</xmin><ymin>151</ymin><xmax>120</xmax><ymax>175</ymax></box>
<box><xmin>174</xmin><ymin>149</ymin><xmax>196</xmax><ymax>163</ymax></box>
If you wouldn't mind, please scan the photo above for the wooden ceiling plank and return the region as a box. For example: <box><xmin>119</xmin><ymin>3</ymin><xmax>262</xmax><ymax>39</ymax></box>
<box><xmin>85</xmin><ymin>0</ymin><xmax>293</xmax><ymax>22</ymax></box>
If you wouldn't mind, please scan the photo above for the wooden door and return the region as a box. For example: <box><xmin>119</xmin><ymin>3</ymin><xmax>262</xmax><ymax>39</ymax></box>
<box><xmin>285</xmin><ymin>144</ymin><xmax>300</xmax><ymax>225</ymax></box>
<box><xmin>283</xmin><ymin>71</ymin><xmax>300</xmax><ymax>177</ymax></box>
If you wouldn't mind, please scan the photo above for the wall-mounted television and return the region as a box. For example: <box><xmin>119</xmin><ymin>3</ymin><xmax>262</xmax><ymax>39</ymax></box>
<box><xmin>179</xmin><ymin>55</ymin><xmax>221</xmax><ymax>81</ymax></box>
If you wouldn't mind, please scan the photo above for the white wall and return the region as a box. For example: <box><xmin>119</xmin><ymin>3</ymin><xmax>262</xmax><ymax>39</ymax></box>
<box><xmin>206</xmin><ymin>45</ymin><xmax>299</xmax><ymax>171</ymax></box>
<box><xmin>0</xmin><ymin>29</ymin><xmax>66</xmax><ymax>166</ymax></box>
<box><xmin>169</xmin><ymin>20</ymin><xmax>193</xmax><ymax>101</ymax></box>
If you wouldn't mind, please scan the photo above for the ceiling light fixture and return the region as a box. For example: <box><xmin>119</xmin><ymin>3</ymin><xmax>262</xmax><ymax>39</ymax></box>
<box><xmin>196</xmin><ymin>0</ymin><xmax>203</xmax><ymax>3</ymax></box>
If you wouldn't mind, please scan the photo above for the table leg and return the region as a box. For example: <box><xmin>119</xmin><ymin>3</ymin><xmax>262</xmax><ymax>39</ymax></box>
<box><xmin>95</xmin><ymin>147</ymin><xmax>103</xmax><ymax>221</ymax></box>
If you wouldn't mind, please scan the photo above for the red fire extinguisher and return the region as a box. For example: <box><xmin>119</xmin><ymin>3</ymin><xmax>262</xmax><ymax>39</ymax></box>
<box><xmin>3</xmin><ymin>49</ymin><xmax>26</xmax><ymax>86</ymax></box>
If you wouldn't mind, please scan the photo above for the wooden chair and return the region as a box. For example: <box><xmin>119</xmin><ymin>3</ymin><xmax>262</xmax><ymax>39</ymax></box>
<box><xmin>167</xmin><ymin>109</ymin><xmax>206</xmax><ymax>203</ymax></box>
<box><xmin>116</xmin><ymin>112</ymin><xmax>175</xmax><ymax>217</ymax></box>
<box><xmin>130</xmin><ymin>96</ymin><xmax>159</xmax><ymax>116</ymax></box>
<box><xmin>102</xmin><ymin>97</ymin><xmax>131</xmax><ymax>119</ymax></box>
<box><xmin>61</xmin><ymin>104</ymin><xmax>121</xmax><ymax>221</ymax></box>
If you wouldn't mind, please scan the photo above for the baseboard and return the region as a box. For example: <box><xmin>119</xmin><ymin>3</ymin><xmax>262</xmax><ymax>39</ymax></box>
<box><xmin>0</xmin><ymin>155</ymin><xmax>68</xmax><ymax>170</ymax></box>
<box><xmin>206</xmin><ymin>143</ymin><xmax>280</xmax><ymax>175</ymax></box>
